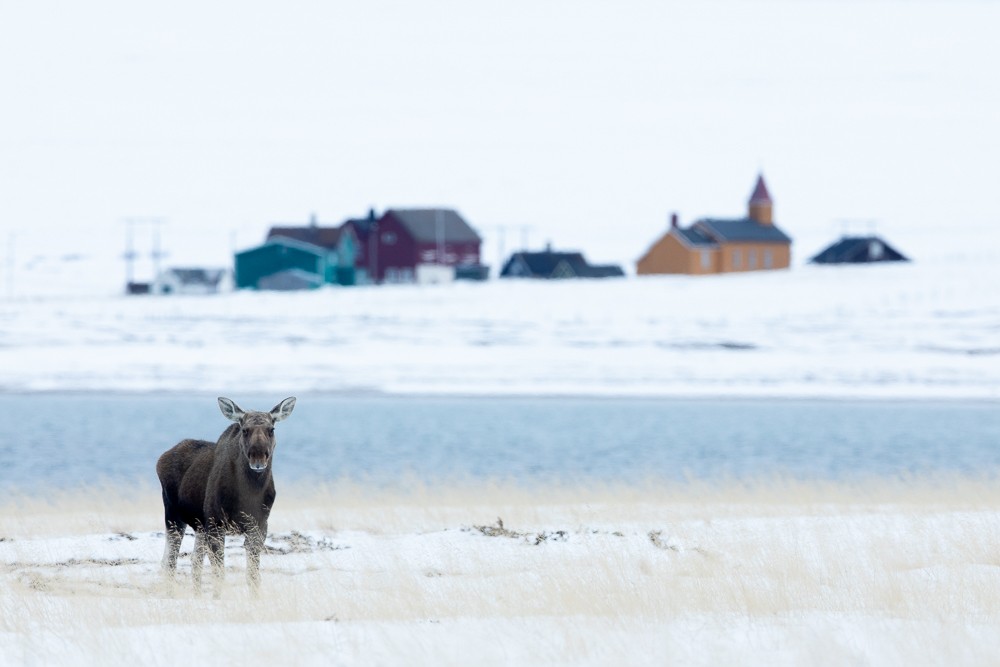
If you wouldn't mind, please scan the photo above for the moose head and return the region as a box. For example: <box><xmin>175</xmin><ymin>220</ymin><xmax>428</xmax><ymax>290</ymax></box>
<box><xmin>218</xmin><ymin>396</ymin><xmax>296</xmax><ymax>473</ymax></box>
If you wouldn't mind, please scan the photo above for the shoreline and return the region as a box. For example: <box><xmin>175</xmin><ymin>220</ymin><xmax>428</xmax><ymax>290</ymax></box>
<box><xmin>1</xmin><ymin>388</ymin><xmax>998</xmax><ymax>404</ymax></box>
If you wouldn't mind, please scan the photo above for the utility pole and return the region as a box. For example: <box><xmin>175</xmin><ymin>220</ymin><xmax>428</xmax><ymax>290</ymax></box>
<box><xmin>836</xmin><ymin>218</ymin><xmax>877</xmax><ymax>238</ymax></box>
<box><xmin>124</xmin><ymin>219</ymin><xmax>136</xmax><ymax>288</ymax></box>
<box><xmin>490</xmin><ymin>224</ymin><xmax>535</xmax><ymax>276</ymax></box>
<box><xmin>435</xmin><ymin>209</ymin><xmax>445</xmax><ymax>265</ymax></box>
<box><xmin>151</xmin><ymin>218</ymin><xmax>164</xmax><ymax>281</ymax></box>
<box><xmin>517</xmin><ymin>224</ymin><xmax>532</xmax><ymax>251</ymax></box>
<box><xmin>123</xmin><ymin>216</ymin><xmax>166</xmax><ymax>293</ymax></box>
<box><xmin>5</xmin><ymin>233</ymin><xmax>14</xmax><ymax>300</ymax></box>
<box><xmin>491</xmin><ymin>225</ymin><xmax>507</xmax><ymax>275</ymax></box>
<box><xmin>369</xmin><ymin>219</ymin><xmax>379</xmax><ymax>284</ymax></box>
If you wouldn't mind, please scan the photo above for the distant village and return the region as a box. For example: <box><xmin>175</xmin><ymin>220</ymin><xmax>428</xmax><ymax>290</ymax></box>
<box><xmin>131</xmin><ymin>174</ymin><xmax>909</xmax><ymax>295</ymax></box>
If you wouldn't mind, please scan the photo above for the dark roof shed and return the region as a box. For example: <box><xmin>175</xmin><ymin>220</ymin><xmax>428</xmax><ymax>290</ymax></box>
<box><xmin>810</xmin><ymin>236</ymin><xmax>909</xmax><ymax>264</ymax></box>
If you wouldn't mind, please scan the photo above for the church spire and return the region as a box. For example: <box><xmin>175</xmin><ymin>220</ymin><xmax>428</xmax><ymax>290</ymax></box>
<box><xmin>748</xmin><ymin>173</ymin><xmax>773</xmax><ymax>225</ymax></box>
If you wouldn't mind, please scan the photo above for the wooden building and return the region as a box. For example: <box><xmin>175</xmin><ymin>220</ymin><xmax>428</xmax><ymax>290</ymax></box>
<box><xmin>236</xmin><ymin>208</ymin><xmax>485</xmax><ymax>289</ymax></box>
<box><xmin>372</xmin><ymin>208</ymin><xmax>484</xmax><ymax>284</ymax></box>
<box><xmin>637</xmin><ymin>174</ymin><xmax>793</xmax><ymax>276</ymax></box>
<box><xmin>341</xmin><ymin>209</ymin><xmax>380</xmax><ymax>284</ymax></box>
<box><xmin>810</xmin><ymin>235</ymin><xmax>909</xmax><ymax>264</ymax></box>
<box><xmin>234</xmin><ymin>237</ymin><xmax>335</xmax><ymax>290</ymax></box>
<box><xmin>500</xmin><ymin>246</ymin><xmax>624</xmax><ymax>279</ymax></box>
<box><xmin>153</xmin><ymin>267</ymin><xmax>228</xmax><ymax>295</ymax></box>
<box><xmin>267</xmin><ymin>214</ymin><xmax>358</xmax><ymax>285</ymax></box>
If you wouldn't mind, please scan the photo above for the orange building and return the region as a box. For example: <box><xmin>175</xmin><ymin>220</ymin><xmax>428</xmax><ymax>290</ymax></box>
<box><xmin>637</xmin><ymin>174</ymin><xmax>792</xmax><ymax>276</ymax></box>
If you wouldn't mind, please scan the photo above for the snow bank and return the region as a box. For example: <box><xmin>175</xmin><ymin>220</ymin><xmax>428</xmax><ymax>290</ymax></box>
<box><xmin>1</xmin><ymin>253</ymin><xmax>998</xmax><ymax>399</ymax></box>
<box><xmin>2</xmin><ymin>480</ymin><xmax>999</xmax><ymax>666</ymax></box>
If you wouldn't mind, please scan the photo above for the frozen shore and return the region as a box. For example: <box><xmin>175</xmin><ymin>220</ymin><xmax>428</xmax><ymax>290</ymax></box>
<box><xmin>1</xmin><ymin>258</ymin><xmax>998</xmax><ymax>400</ymax></box>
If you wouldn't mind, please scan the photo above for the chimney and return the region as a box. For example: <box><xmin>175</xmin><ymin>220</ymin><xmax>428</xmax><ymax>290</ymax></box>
<box><xmin>670</xmin><ymin>212</ymin><xmax>679</xmax><ymax>229</ymax></box>
<box><xmin>368</xmin><ymin>207</ymin><xmax>376</xmax><ymax>221</ymax></box>
<box><xmin>309</xmin><ymin>212</ymin><xmax>318</xmax><ymax>228</ymax></box>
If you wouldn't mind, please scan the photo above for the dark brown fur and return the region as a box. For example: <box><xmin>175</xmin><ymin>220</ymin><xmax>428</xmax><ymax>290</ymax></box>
<box><xmin>156</xmin><ymin>396</ymin><xmax>295</xmax><ymax>596</ymax></box>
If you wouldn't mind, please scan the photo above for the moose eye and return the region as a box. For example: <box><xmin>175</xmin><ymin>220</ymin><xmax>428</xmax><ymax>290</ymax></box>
<box><xmin>242</xmin><ymin>428</ymin><xmax>250</xmax><ymax>437</ymax></box>
<box><xmin>268</xmin><ymin>428</ymin><xmax>274</xmax><ymax>437</ymax></box>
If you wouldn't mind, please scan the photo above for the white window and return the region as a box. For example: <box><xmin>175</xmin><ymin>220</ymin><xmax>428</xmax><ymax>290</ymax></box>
<box><xmin>869</xmin><ymin>240</ymin><xmax>884</xmax><ymax>259</ymax></box>
<box><xmin>732</xmin><ymin>249</ymin><xmax>742</xmax><ymax>270</ymax></box>
<box><xmin>381</xmin><ymin>232</ymin><xmax>397</xmax><ymax>245</ymax></box>
<box><xmin>748</xmin><ymin>250</ymin><xmax>758</xmax><ymax>269</ymax></box>
<box><xmin>700</xmin><ymin>250</ymin><xmax>710</xmax><ymax>270</ymax></box>
<box><xmin>764</xmin><ymin>249</ymin><xmax>774</xmax><ymax>268</ymax></box>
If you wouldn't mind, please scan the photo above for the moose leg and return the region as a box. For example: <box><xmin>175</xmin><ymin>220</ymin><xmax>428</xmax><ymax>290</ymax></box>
<box><xmin>206</xmin><ymin>526</ymin><xmax>226</xmax><ymax>599</ymax></box>
<box><xmin>192</xmin><ymin>531</ymin><xmax>207</xmax><ymax>593</ymax></box>
<box><xmin>244</xmin><ymin>520</ymin><xmax>267</xmax><ymax>595</ymax></box>
<box><xmin>161</xmin><ymin>517</ymin><xmax>186</xmax><ymax>577</ymax></box>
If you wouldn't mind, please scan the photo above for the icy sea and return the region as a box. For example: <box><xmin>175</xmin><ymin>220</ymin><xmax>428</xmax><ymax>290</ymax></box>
<box><xmin>2</xmin><ymin>393</ymin><xmax>999</xmax><ymax>492</ymax></box>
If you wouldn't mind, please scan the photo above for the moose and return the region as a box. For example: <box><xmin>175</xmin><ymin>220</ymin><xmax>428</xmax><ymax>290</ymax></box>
<box><xmin>156</xmin><ymin>396</ymin><xmax>296</xmax><ymax>596</ymax></box>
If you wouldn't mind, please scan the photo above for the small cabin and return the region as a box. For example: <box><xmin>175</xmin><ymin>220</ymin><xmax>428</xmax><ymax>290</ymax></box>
<box><xmin>234</xmin><ymin>237</ymin><xmax>337</xmax><ymax>290</ymax></box>
<box><xmin>809</xmin><ymin>235</ymin><xmax>909</xmax><ymax>264</ymax></box>
<box><xmin>153</xmin><ymin>268</ymin><xmax>228</xmax><ymax>295</ymax></box>
<box><xmin>500</xmin><ymin>247</ymin><xmax>624</xmax><ymax>279</ymax></box>
<box><xmin>267</xmin><ymin>214</ymin><xmax>357</xmax><ymax>286</ymax></box>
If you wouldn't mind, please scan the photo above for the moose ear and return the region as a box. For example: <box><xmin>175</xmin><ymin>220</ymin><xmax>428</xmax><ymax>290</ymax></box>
<box><xmin>270</xmin><ymin>397</ymin><xmax>296</xmax><ymax>422</ymax></box>
<box><xmin>218</xmin><ymin>397</ymin><xmax>246</xmax><ymax>421</ymax></box>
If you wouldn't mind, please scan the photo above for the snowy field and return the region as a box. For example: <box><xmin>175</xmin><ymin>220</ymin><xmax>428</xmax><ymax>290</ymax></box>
<box><xmin>3</xmin><ymin>480</ymin><xmax>1000</xmax><ymax>666</ymax></box>
<box><xmin>1</xmin><ymin>242</ymin><xmax>998</xmax><ymax>399</ymax></box>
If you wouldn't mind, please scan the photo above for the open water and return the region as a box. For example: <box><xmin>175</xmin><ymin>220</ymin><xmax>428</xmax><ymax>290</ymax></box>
<box><xmin>1</xmin><ymin>393</ymin><xmax>998</xmax><ymax>492</ymax></box>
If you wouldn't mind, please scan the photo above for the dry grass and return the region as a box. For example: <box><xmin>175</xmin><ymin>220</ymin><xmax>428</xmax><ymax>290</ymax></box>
<box><xmin>2</xmin><ymin>477</ymin><xmax>1000</xmax><ymax>665</ymax></box>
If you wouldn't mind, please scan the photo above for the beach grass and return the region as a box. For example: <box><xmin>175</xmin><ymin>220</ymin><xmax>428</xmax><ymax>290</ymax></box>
<box><xmin>2</xmin><ymin>477</ymin><xmax>999</xmax><ymax>665</ymax></box>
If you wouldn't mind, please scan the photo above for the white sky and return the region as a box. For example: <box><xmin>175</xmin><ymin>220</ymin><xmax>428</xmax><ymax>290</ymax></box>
<box><xmin>1</xmin><ymin>1</ymin><xmax>998</xmax><ymax>277</ymax></box>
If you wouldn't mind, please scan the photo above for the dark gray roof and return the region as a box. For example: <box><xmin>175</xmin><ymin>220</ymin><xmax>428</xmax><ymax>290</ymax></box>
<box><xmin>810</xmin><ymin>236</ymin><xmax>909</xmax><ymax>264</ymax></box>
<box><xmin>501</xmin><ymin>251</ymin><xmax>586</xmax><ymax>278</ymax></box>
<box><xmin>268</xmin><ymin>225</ymin><xmax>343</xmax><ymax>250</ymax></box>
<box><xmin>500</xmin><ymin>250</ymin><xmax>624</xmax><ymax>279</ymax></box>
<box><xmin>237</xmin><ymin>235</ymin><xmax>328</xmax><ymax>259</ymax></box>
<box><xmin>385</xmin><ymin>209</ymin><xmax>481</xmax><ymax>244</ymax></box>
<box><xmin>694</xmin><ymin>218</ymin><xmax>792</xmax><ymax>244</ymax></box>
<box><xmin>342</xmin><ymin>209</ymin><xmax>379</xmax><ymax>242</ymax></box>
<box><xmin>676</xmin><ymin>227</ymin><xmax>718</xmax><ymax>247</ymax></box>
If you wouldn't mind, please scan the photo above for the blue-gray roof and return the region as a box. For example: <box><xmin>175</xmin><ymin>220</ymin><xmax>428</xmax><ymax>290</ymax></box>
<box><xmin>694</xmin><ymin>218</ymin><xmax>792</xmax><ymax>244</ymax></box>
<box><xmin>676</xmin><ymin>227</ymin><xmax>718</xmax><ymax>247</ymax></box>
<box><xmin>237</xmin><ymin>235</ymin><xmax>331</xmax><ymax>258</ymax></box>
<box><xmin>500</xmin><ymin>250</ymin><xmax>624</xmax><ymax>279</ymax></box>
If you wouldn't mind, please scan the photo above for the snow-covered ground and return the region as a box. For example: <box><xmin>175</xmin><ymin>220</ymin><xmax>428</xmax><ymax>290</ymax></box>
<box><xmin>3</xmin><ymin>481</ymin><xmax>1000</xmax><ymax>666</ymax></box>
<box><xmin>1</xmin><ymin>239</ymin><xmax>998</xmax><ymax>399</ymax></box>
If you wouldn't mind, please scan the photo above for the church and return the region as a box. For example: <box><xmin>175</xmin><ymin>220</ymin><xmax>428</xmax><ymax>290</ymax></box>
<box><xmin>636</xmin><ymin>175</ymin><xmax>793</xmax><ymax>276</ymax></box>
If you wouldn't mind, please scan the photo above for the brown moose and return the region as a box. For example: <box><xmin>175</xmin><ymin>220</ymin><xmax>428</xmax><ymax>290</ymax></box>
<box><xmin>156</xmin><ymin>396</ymin><xmax>296</xmax><ymax>596</ymax></box>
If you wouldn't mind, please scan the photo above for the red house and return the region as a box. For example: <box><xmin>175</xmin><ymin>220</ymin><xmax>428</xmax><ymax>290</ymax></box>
<box><xmin>367</xmin><ymin>208</ymin><xmax>485</xmax><ymax>283</ymax></box>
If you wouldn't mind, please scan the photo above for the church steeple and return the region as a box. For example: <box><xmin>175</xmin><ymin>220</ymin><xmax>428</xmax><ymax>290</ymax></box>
<box><xmin>748</xmin><ymin>173</ymin><xmax>773</xmax><ymax>225</ymax></box>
